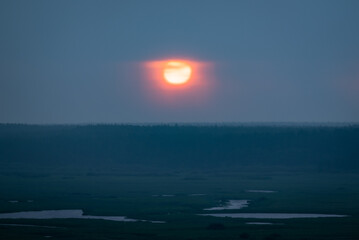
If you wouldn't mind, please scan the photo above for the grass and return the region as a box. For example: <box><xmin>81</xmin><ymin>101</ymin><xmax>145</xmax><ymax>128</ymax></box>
<box><xmin>1</xmin><ymin>169</ymin><xmax>359</xmax><ymax>240</ymax></box>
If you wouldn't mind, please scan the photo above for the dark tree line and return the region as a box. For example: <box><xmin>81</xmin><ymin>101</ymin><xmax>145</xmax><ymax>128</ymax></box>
<box><xmin>0</xmin><ymin>124</ymin><xmax>358</xmax><ymax>171</ymax></box>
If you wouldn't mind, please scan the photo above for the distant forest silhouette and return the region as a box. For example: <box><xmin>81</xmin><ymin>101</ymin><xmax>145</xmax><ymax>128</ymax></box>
<box><xmin>0</xmin><ymin>124</ymin><xmax>358</xmax><ymax>172</ymax></box>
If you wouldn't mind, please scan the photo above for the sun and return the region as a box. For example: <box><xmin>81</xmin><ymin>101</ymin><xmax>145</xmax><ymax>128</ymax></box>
<box><xmin>163</xmin><ymin>61</ymin><xmax>192</xmax><ymax>85</ymax></box>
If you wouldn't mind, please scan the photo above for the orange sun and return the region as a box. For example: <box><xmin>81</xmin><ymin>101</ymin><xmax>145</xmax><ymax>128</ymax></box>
<box><xmin>163</xmin><ymin>61</ymin><xmax>192</xmax><ymax>85</ymax></box>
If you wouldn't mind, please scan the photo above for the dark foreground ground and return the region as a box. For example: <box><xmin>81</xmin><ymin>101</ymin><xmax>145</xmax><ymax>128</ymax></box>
<box><xmin>0</xmin><ymin>124</ymin><xmax>358</xmax><ymax>240</ymax></box>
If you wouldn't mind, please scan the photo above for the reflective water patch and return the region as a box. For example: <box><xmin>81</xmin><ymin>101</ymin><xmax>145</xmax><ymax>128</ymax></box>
<box><xmin>0</xmin><ymin>210</ymin><xmax>165</xmax><ymax>223</ymax></box>
<box><xmin>199</xmin><ymin>213</ymin><xmax>347</xmax><ymax>219</ymax></box>
<box><xmin>204</xmin><ymin>200</ymin><xmax>249</xmax><ymax>210</ymax></box>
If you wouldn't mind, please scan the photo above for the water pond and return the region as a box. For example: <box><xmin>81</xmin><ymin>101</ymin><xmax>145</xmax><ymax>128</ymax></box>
<box><xmin>0</xmin><ymin>210</ymin><xmax>164</xmax><ymax>223</ymax></box>
<box><xmin>199</xmin><ymin>213</ymin><xmax>347</xmax><ymax>219</ymax></box>
<box><xmin>204</xmin><ymin>200</ymin><xmax>249</xmax><ymax>210</ymax></box>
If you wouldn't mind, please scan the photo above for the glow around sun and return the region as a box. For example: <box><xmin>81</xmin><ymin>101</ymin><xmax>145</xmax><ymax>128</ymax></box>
<box><xmin>163</xmin><ymin>61</ymin><xmax>192</xmax><ymax>85</ymax></box>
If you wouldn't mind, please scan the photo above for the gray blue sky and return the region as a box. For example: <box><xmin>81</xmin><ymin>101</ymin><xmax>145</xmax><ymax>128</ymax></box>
<box><xmin>1</xmin><ymin>0</ymin><xmax>359</xmax><ymax>123</ymax></box>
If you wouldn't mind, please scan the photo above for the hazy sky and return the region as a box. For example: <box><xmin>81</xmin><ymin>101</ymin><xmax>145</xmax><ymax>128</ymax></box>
<box><xmin>1</xmin><ymin>0</ymin><xmax>359</xmax><ymax>124</ymax></box>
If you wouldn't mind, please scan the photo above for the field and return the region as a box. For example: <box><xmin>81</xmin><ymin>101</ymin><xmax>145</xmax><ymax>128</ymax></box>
<box><xmin>0</xmin><ymin>125</ymin><xmax>358</xmax><ymax>239</ymax></box>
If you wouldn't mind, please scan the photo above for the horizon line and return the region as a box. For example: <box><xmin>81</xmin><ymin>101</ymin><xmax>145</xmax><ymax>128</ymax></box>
<box><xmin>1</xmin><ymin>122</ymin><xmax>358</xmax><ymax>127</ymax></box>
